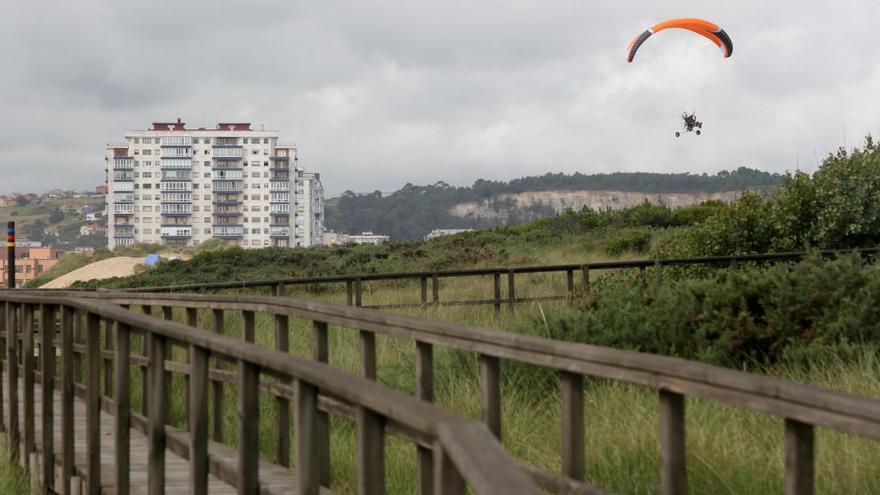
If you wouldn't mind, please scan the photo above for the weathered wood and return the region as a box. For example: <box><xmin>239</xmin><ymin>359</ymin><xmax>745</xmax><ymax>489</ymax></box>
<box><xmin>355</xmin><ymin>278</ymin><xmax>363</xmax><ymax>307</ymax></box>
<box><xmin>420</xmin><ymin>277</ymin><xmax>428</xmax><ymax>307</ymax></box>
<box><xmin>659</xmin><ymin>390</ymin><xmax>687</xmax><ymax>495</ymax></box>
<box><xmin>274</xmin><ymin>313</ymin><xmax>290</xmax><ymax>467</ymax></box>
<box><xmin>346</xmin><ymin>280</ymin><xmax>354</xmax><ymax>306</ymax></box>
<box><xmin>312</xmin><ymin>320</ymin><xmax>330</xmax><ymax>486</ymax></box>
<box><xmin>103</xmin><ymin>319</ymin><xmax>114</xmax><ymax>399</ymax></box>
<box><xmin>39</xmin><ymin>304</ymin><xmax>55</xmax><ymax>491</ymax></box>
<box><xmin>432</xmin><ymin>273</ymin><xmax>440</xmax><ymax>304</ymax></box>
<box><xmin>433</xmin><ymin>444</ymin><xmax>465</xmax><ymax>495</ymax></box>
<box><xmin>6</xmin><ymin>302</ymin><xmax>19</xmax><ymax>463</ymax></box>
<box><xmin>507</xmin><ymin>270</ymin><xmax>516</xmax><ymax>309</ymax></box>
<box><xmin>60</xmin><ymin>306</ymin><xmax>74</xmax><ymax>495</ymax></box>
<box><xmin>0</xmin><ymin>302</ymin><xmax>5</xmax><ymax>434</ymax></box>
<box><xmin>493</xmin><ymin>274</ymin><xmax>502</xmax><ymax>313</ymax></box>
<box><xmin>190</xmin><ymin>344</ymin><xmax>209</xmax><ymax>495</ymax></box>
<box><xmin>242</xmin><ymin>311</ymin><xmax>255</xmax><ymax>343</ymax></box>
<box><xmin>417</xmin><ymin>341</ymin><xmax>435</xmax><ymax>495</ymax></box>
<box><xmin>115</xmin><ymin>322</ymin><xmax>131</xmax><ymax>495</ymax></box>
<box><xmin>237</xmin><ymin>360</ymin><xmax>260</xmax><ymax>495</ymax></box>
<box><xmin>561</xmin><ymin>372</ymin><xmax>584</xmax><ymax>480</ymax></box>
<box><xmin>139</xmin><ymin>308</ymin><xmax>149</xmax><ymax>417</ymax></box>
<box><xmin>785</xmin><ymin>419</ymin><xmax>814</xmax><ymax>495</ymax></box>
<box><xmin>566</xmin><ymin>269</ymin><xmax>575</xmax><ymax>298</ymax></box>
<box><xmin>185</xmin><ymin>307</ymin><xmax>198</xmax><ymax>428</ymax></box>
<box><xmin>211</xmin><ymin>309</ymin><xmax>225</xmax><ymax>443</ymax></box>
<box><xmin>161</xmin><ymin>306</ymin><xmax>173</xmax><ymax>424</ymax></box>
<box><xmin>85</xmin><ymin>312</ymin><xmax>101</xmax><ymax>495</ymax></box>
<box><xmin>296</xmin><ymin>379</ymin><xmax>320</xmax><ymax>495</ymax></box>
<box><xmin>148</xmin><ymin>332</ymin><xmax>167</xmax><ymax>495</ymax></box>
<box><xmin>582</xmin><ymin>267</ymin><xmax>590</xmax><ymax>295</ymax></box>
<box><xmin>22</xmin><ymin>304</ymin><xmax>34</xmax><ymax>466</ymax></box>
<box><xmin>360</xmin><ymin>330</ymin><xmax>377</xmax><ymax>380</ymax></box>
<box><xmin>357</xmin><ymin>407</ymin><xmax>385</xmax><ymax>495</ymax></box>
<box><xmin>479</xmin><ymin>354</ymin><xmax>501</xmax><ymax>439</ymax></box>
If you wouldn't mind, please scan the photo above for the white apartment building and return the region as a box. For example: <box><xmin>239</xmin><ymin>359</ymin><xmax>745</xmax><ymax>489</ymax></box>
<box><xmin>105</xmin><ymin>120</ymin><xmax>324</xmax><ymax>249</ymax></box>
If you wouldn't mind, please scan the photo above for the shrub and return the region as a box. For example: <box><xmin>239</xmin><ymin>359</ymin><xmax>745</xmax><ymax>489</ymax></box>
<box><xmin>604</xmin><ymin>230</ymin><xmax>652</xmax><ymax>256</ymax></box>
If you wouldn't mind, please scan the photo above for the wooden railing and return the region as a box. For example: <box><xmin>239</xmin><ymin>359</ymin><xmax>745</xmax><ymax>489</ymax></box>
<box><xmin>101</xmin><ymin>247</ymin><xmax>880</xmax><ymax>310</ymax></box>
<box><xmin>55</xmin><ymin>289</ymin><xmax>880</xmax><ymax>495</ymax></box>
<box><xmin>0</xmin><ymin>292</ymin><xmax>538</xmax><ymax>495</ymax></box>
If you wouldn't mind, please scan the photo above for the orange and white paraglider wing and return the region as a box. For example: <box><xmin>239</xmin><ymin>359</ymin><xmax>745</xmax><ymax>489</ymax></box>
<box><xmin>627</xmin><ymin>18</ymin><xmax>733</xmax><ymax>62</ymax></box>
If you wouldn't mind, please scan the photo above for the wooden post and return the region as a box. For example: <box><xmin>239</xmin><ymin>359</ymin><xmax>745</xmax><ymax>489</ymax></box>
<box><xmin>139</xmin><ymin>306</ymin><xmax>150</xmax><ymax>416</ymax></box>
<box><xmin>507</xmin><ymin>270</ymin><xmax>516</xmax><ymax>309</ymax></box>
<box><xmin>479</xmin><ymin>354</ymin><xmax>501</xmax><ymax>439</ymax></box>
<box><xmin>493</xmin><ymin>273</ymin><xmax>502</xmax><ymax>314</ymax></box>
<box><xmin>211</xmin><ymin>309</ymin><xmax>225</xmax><ymax>443</ymax></box>
<box><xmin>60</xmin><ymin>306</ymin><xmax>74</xmax><ymax>495</ymax></box>
<box><xmin>161</xmin><ymin>306</ymin><xmax>173</xmax><ymax>424</ymax></box>
<box><xmin>582</xmin><ymin>267</ymin><xmax>590</xmax><ymax>297</ymax></box>
<box><xmin>115</xmin><ymin>323</ymin><xmax>131</xmax><ymax>495</ymax></box>
<box><xmin>242</xmin><ymin>310</ymin><xmax>255</xmax><ymax>343</ymax></box>
<box><xmin>103</xmin><ymin>320</ymin><xmax>113</xmax><ymax>400</ymax></box>
<box><xmin>355</xmin><ymin>278</ymin><xmax>363</xmax><ymax>307</ymax></box>
<box><xmin>238</xmin><ymin>360</ymin><xmax>260</xmax><ymax>495</ymax></box>
<box><xmin>6</xmin><ymin>302</ymin><xmax>19</xmax><ymax>464</ymax></box>
<box><xmin>85</xmin><ymin>312</ymin><xmax>101</xmax><ymax>495</ymax></box>
<box><xmin>357</xmin><ymin>407</ymin><xmax>385</xmax><ymax>495</ymax></box>
<box><xmin>433</xmin><ymin>444</ymin><xmax>465</xmax><ymax>495</ymax></box>
<box><xmin>148</xmin><ymin>332</ymin><xmax>167</xmax><ymax>495</ymax></box>
<box><xmin>296</xmin><ymin>379</ymin><xmax>320</xmax><ymax>495</ymax></box>
<box><xmin>346</xmin><ymin>280</ymin><xmax>354</xmax><ymax>306</ymax></box>
<box><xmin>313</xmin><ymin>321</ymin><xmax>330</xmax><ymax>487</ymax></box>
<box><xmin>561</xmin><ymin>372</ymin><xmax>584</xmax><ymax>480</ymax></box>
<box><xmin>639</xmin><ymin>266</ymin><xmax>648</xmax><ymax>291</ymax></box>
<box><xmin>275</xmin><ymin>313</ymin><xmax>291</xmax><ymax>467</ymax></box>
<box><xmin>0</xmin><ymin>302</ymin><xmax>5</xmax><ymax>434</ymax></box>
<box><xmin>420</xmin><ymin>277</ymin><xmax>428</xmax><ymax>308</ymax></box>
<box><xmin>785</xmin><ymin>419</ymin><xmax>814</xmax><ymax>495</ymax></box>
<box><xmin>417</xmin><ymin>341</ymin><xmax>434</xmax><ymax>495</ymax></box>
<box><xmin>659</xmin><ymin>390</ymin><xmax>687</xmax><ymax>495</ymax></box>
<box><xmin>40</xmin><ymin>304</ymin><xmax>55</xmax><ymax>491</ymax></box>
<box><xmin>190</xmin><ymin>345</ymin><xmax>209</xmax><ymax>495</ymax></box>
<box><xmin>6</xmin><ymin>222</ymin><xmax>15</xmax><ymax>289</ymax></box>
<box><xmin>432</xmin><ymin>273</ymin><xmax>440</xmax><ymax>305</ymax></box>
<box><xmin>566</xmin><ymin>269</ymin><xmax>575</xmax><ymax>299</ymax></box>
<box><xmin>22</xmin><ymin>304</ymin><xmax>34</xmax><ymax>466</ymax></box>
<box><xmin>360</xmin><ymin>330</ymin><xmax>377</xmax><ymax>380</ymax></box>
<box><xmin>185</xmin><ymin>307</ymin><xmax>198</xmax><ymax>428</ymax></box>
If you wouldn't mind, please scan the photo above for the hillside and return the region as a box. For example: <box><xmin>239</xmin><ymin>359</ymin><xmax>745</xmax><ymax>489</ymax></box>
<box><xmin>325</xmin><ymin>167</ymin><xmax>783</xmax><ymax>239</ymax></box>
<box><xmin>0</xmin><ymin>196</ymin><xmax>106</xmax><ymax>249</ymax></box>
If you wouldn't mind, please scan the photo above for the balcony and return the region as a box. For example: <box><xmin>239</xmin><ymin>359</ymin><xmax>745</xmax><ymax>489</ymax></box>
<box><xmin>161</xmin><ymin>226</ymin><xmax>193</xmax><ymax>239</ymax></box>
<box><xmin>269</xmin><ymin>180</ymin><xmax>289</xmax><ymax>192</ymax></box>
<box><xmin>114</xmin><ymin>158</ymin><xmax>134</xmax><ymax>169</ymax></box>
<box><xmin>213</xmin><ymin>169</ymin><xmax>243</xmax><ymax>180</ymax></box>
<box><xmin>161</xmin><ymin>170</ymin><xmax>191</xmax><ymax>180</ymax></box>
<box><xmin>160</xmin><ymin>205</ymin><xmax>192</xmax><ymax>215</ymax></box>
<box><xmin>160</xmin><ymin>136</ymin><xmax>193</xmax><ymax>147</ymax></box>
<box><xmin>160</xmin><ymin>181</ymin><xmax>192</xmax><ymax>192</ymax></box>
<box><xmin>213</xmin><ymin>225</ymin><xmax>243</xmax><ymax>238</ymax></box>
<box><xmin>213</xmin><ymin>211</ymin><xmax>242</xmax><ymax>217</ymax></box>
<box><xmin>270</xmin><ymin>192</ymin><xmax>289</xmax><ymax>203</ymax></box>
<box><xmin>114</xmin><ymin>192</ymin><xmax>134</xmax><ymax>203</ymax></box>
<box><xmin>212</xmin><ymin>147</ymin><xmax>245</xmax><ymax>160</ymax></box>
<box><xmin>270</xmin><ymin>226</ymin><xmax>290</xmax><ymax>238</ymax></box>
<box><xmin>160</xmin><ymin>147</ymin><xmax>191</xmax><ymax>158</ymax></box>
<box><xmin>270</xmin><ymin>155</ymin><xmax>289</xmax><ymax>161</ymax></box>
<box><xmin>269</xmin><ymin>203</ymin><xmax>289</xmax><ymax>214</ymax></box>
<box><xmin>161</xmin><ymin>158</ymin><xmax>192</xmax><ymax>169</ymax></box>
<box><xmin>213</xmin><ymin>180</ymin><xmax>243</xmax><ymax>193</ymax></box>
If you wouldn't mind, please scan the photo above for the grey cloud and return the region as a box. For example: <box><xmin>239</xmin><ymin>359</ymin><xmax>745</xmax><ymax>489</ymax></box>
<box><xmin>0</xmin><ymin>0</ymin><xmax>878</xmax><ymax>195</ymax></box>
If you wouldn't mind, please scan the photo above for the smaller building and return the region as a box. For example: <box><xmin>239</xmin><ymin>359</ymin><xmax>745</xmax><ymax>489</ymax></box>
<box><xmin>424</xmin><ymin>228</ymin><xmax>474</xmax><ymax>241</ymax></box>
<box><xmin>349</xmin><ymin>231</ymin><xmax>389</xmax><ymax>245</ymax></box>
<box><xmin>0</xmin><ymin>246</ymin><xmax>64</xmax><ymax>287</ymax></box>
<box><xmin>323</xmin><ymin>230</ymin><xmax>350</xmax><ymax>246</ymax></box>
<box><xmin>95</xmin><ymin>185</ymin><xmax>108</xmax><ymax>195</ymax></box>
<box><xmin>80</xmin><ymin>223</ymin><xmax>106</xmax><ymax>236</ymax></box>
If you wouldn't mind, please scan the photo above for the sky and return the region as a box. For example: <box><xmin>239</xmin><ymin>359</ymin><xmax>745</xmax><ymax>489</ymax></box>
<box><xmin>1</xmin><ymin>1</ymin><xmax>878</xmax><ymax>196</ymax></box>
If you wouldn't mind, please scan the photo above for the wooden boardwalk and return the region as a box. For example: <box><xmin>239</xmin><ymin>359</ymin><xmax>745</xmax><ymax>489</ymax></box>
<box><xmin>8</xmin><ymin>378</ymin><xmax>300</xmax><ymax>494</ymax></box>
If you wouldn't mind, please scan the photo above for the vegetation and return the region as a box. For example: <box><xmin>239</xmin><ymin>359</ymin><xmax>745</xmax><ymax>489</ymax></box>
<box><xmin>0</xmin><ymin>451</ymin><xmax>28</xmax><ymax>494</ymax></box>
<box><xmin>326</xmin><ymin>167</ymin><xmax>782</xmax><ymax>239</ymax></box>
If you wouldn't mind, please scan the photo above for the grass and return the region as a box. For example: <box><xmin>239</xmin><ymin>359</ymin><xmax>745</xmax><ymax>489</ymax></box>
<box><xmin>0</xmin><ymin>449</ymin><xmax>29</xmax><ymax>494</ymax></box>
<box><xmin>74</xmin><ymin>275</ymin><xmax>879</xmax><ymax>494</ymax></box>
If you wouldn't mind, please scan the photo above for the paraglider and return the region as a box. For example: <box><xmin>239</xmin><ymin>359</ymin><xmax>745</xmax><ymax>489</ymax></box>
<box><xmin>675</xmin><ymin>112</ymin><xmax>702</xmax><ymax>137</ymax></box>
<box><xmin>627</xmin><ymin>18</ymin><xmax>733</xmax><ymax>63</ymax></box>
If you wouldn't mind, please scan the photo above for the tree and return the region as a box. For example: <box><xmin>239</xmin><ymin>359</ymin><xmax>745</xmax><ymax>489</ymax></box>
<box><xmin>48</xmin><ymin>209</ymin><xmax>65</xmax><ymax>224</ymax></box>
<box><xmin>15</xmin><ymin>196</ymin><xmax>28</xmax><ymax>206</ymax></box>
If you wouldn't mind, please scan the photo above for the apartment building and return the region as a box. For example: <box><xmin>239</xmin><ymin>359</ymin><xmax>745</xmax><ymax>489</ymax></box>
<box><xmin>105</xmin><ymin>120</ymin><xmax>324</xmax><ymax>249</ymax></box>
<box><xmin>0</xmin><ymin>246</ymin><xmax>64</xmax><ymax>287</ymax></box>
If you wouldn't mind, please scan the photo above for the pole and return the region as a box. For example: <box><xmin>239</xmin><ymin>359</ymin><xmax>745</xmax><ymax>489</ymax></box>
<box><xmin>6</xmin><ymin>222</ymin><xmax>14</xmax><ymax>289</ymax></box>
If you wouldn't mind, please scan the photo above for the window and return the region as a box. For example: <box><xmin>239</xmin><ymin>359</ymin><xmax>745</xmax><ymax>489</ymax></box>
<box><xmin>132</xmin><ymin>138</ymin><xmax>139</xmax><ymax>144</ymax></box>
<box><xmin>252</xmin><ymin>150</ymin><xmax>258</xmax><ymax>155</ymax></box>
<box><xmin>134</xmin><ymin>150</ymin><xmax>139</xmax><ymax>155</ymax></box>
<box><xmin>134</xmin><ymin>172</ymin><xmax>140</xmax><ymax>177</ymax></box>
<box><xmin>252</xmin><ymin>217</ymin><xmax>260</xmax><ymax>223</ymax></box>
<box><xmin>143</xmin><ymin>228</ymin><xmax>152</xmax><ymax>234</ymax></box>
<box><xmin>251</xmin><ymin>228</ymin><xmax>260</xmax><ymax>234</ymax></box>
<box><xmin>205</xmin><ymin>228</ymin><xmax>211</xmax><ymax>234</ymax></box>
<box><xmin>263</xmin><ymin>161</ymin><xmax>268</xmax><ymax>166</ymax></box>
<box><xmin>204</xmin><ymin>172</ymin><xmax>210</xmax><ymax>177</ymax></box>
<box><xmin>193</xmin><ymin>194</ymin><xmax>199</xmax><ymax>200</ymax></box>
<box><xmin>143</xmin><ymin>206</ymin><xmax>152</xmax><ymax>212</ymax></box>
<box><xmin>193</xmin><ymin>206</ymin><xmax>199</xmax><ymax>212</ymax></box>
<box><xmin>193</xmin><ymin>183</ymin><xmax>199</xmax><ymax>189</ymax></box>
<box><xmin>204</xmin><ymin>161</ymin><xmax>210</xmax><ymax>166</ymax></box>
<box><xmin>204</xmin><ymin>217</ymin><xmax>210</xmax><ymax>223</ymax></box>
<box><xmin>145</xmin><ymin>161</ymin><xmax>152</xmax><ymax>166</ymax></box>
<box><xmin>144</xmin><ymin>218</ymin><xmax>152</xmax><ymax>224</ymax></box>
<box><xmin>143</xmin><ymin>172</ymin><xmax>152</xmax><ymax>178</ymax></box>
<box><xmin>264</xmin><ymin>195</ymin><xmax>269</xmax><ymax>200</ymax></box>
<box><xmin>204</xmin><ymin>138</ymin><xmax>211</xmax><ymax>144</ymax></box>
<box><xmin>143</xmin><ymin>138</ymin><xmax>152</xmax><ymax>144</ymax></box>
<box><xmin>264</xmin><ymin>217</ymin><xmax>269</xmax><ymax>222</ymax></box>
<box><xmin>263</xmin><ymin>138</ymin><xmax>269</xmax><ymax>144</ymax></box>
<box><xmin>143</xmin><ymin>149</ymin><xmax>152</xmax><ymax>155</ymax></box>
<box><xmin>204</xmin><ymin>150</ymin><xmax>209</xmax><ymax>154</ymax></box>
<box><xmin>143</xmin><ymin>184</ymin><xmax>152</xmax><ymax>189</ymax></box>
<box><xmin>155</xmin><ymin>195</ymin><xmax>161</xmax><ymax>200</ymax></box>
<box><xmin>263</xmin><ymin>172</ymin><xmax>269</xmax><ymax>177</ymax></box>
<box><xmin>251</xmin><ymin>172</ymin><xmax>259</xmax><ymax>178</ymax></box>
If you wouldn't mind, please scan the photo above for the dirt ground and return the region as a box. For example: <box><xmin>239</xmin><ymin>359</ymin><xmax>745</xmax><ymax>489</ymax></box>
<box><xmin>40</xmin><ymin>252</ymin><xmax>191</xmax><ymax>289</ymax></box>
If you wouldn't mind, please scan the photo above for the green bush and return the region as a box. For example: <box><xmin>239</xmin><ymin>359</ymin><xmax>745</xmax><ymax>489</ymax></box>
<box><xmin>604</xmin><ymin>230</ymin><xmax>652</xmax><ymax>256</ymax></box>
<box><xmin>520</xmin><ymin>253</ymin><xmax>880</xmax><ymax>368</ymax></box>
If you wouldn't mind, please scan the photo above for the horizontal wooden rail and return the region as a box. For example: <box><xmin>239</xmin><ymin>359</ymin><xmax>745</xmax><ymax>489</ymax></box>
<box><xmin>36</xmin><ymin>288</ymin><xmax>880</xmax><ymax>495</ymax></box>
<box><xmin>90</xmin><ymin>247</ymin><xmax>880</xmax><ymax>311</ymax></box>
<box><xmin>0</xmin><ymin>293</ymin><xmax>539</xmax><ymax>495</ymax></box>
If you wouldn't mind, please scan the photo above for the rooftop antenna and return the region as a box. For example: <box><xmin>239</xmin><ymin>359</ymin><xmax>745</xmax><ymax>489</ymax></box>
<box><xmin>842</xmin><ymin>123</ymin><xmax>847</xmax><ymax>149</ymax></box>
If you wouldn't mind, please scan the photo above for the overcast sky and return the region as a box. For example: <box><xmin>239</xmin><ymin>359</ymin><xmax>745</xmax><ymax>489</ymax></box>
<box><xmin>1</xmin><ymin>1</ymin><xmax>878</xmax><ymax>196</ymax></box>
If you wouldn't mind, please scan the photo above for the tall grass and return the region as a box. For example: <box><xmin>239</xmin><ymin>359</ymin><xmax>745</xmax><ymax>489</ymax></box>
<box><xmin>91</xmin><ymin>276</ymin><xmax>880</xmax><ymax>494</ymax></box>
